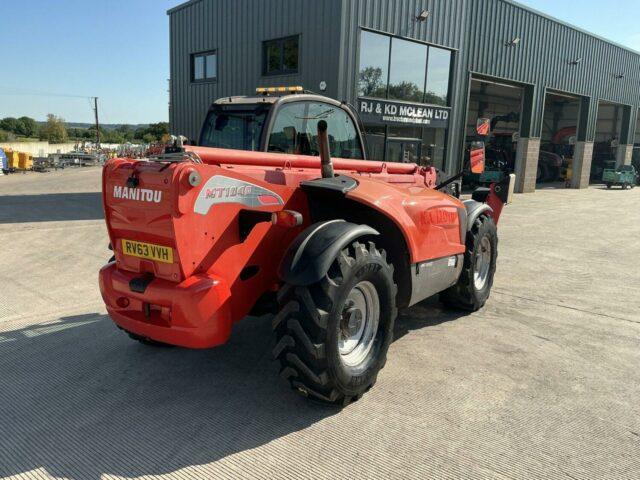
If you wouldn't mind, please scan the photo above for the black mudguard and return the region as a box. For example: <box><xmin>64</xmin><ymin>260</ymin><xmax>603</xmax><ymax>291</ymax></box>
<box><xmin>463</xmin><ymin>200</ymin><xmax>493</xmax><ymax>232</ymax></box>
<box><xmin>278</xmin><ymin>220</ymin><xmax>379</xmax><ymax>286</ymax></box>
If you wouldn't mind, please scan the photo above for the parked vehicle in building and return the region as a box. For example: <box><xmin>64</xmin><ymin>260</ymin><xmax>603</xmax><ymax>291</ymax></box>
<box><xmin>591</xmin><ymin>141</ymin><xmax>617</xmax><ymax>181</ymax></box>
<box><xmin>603</xmin><ymin>165</ymin><xmax>637</xmax><ymax>189</ymax></box>
<box><xmin>99</xmin><ymin>89</ymin><xmax>514</xmax><ymax>406</ymax></box>
<box><xmin>537</xmin><ymin>151</ymin><xmax>563</xmax><ymax>183</ymax></box>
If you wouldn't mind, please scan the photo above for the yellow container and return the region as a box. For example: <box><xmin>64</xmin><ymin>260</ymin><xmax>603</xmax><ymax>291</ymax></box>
<box><xmin>7</xmin><ymin>151</ymin><xmax>20</xmax><ymax>169</ymax></box>
<box><xmin>18</xmin><ymin>152</ymin><xmax>32</xmax><ymax>170</ymax></box>
<box><xmin>564</xmin><ymin>158</ymin><xmax>573</xmax><ymax>188</ymax></box>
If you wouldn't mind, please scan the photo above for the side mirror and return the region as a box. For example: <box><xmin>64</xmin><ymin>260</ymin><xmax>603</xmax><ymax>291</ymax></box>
<box><xmin>470</xmin><ymin>141</ymin><xmax>486</xmax><ymax>174</ymax></box>
<box><xmin>476</xmin><ymin>118</ymin><xmax>490</xmax><ymax>137</ymax></box>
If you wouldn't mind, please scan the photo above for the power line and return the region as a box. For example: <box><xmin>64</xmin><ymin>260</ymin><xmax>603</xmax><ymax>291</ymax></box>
<box><xmin>0</xmin><ymin>87</ymin><xmax>94</xmax><ymax>99</ymax></box>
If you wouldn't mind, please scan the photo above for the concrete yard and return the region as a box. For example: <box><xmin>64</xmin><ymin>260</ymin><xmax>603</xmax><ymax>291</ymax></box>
<box><xmin>1</xmin><ymin>168</ymin><xmax>639</xmax><ymax>479</ymax></box>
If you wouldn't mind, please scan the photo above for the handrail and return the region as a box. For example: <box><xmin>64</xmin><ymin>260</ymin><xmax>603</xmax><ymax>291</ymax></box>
<box><xmin>185</xmin><ymin>146</ymin><xmax>419</xmax><ymax>175</ymax></box>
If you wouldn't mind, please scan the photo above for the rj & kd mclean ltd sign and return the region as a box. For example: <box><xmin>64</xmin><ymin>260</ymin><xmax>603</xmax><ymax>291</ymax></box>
<box><xmin>357</xmin><ymin>98</ymin><xmax>450</xmax><ymax>128</ymax></box>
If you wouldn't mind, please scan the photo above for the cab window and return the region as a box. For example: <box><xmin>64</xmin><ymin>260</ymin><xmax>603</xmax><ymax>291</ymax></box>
<box><xmin>268</xmin><ymin>101</ymin><xmax>363</xmax><ymax>159</ymax></box>
<box><xmin>200</xmin><ymin>107</ymin><xmax>267</xmax><ymax>151</ymax></box>
<box><xmin>267</xmin><ymin>103</ymin><xmax>307</xmax><ymax>154</ymax></box>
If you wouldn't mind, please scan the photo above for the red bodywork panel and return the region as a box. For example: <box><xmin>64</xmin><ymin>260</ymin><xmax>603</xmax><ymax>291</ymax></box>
<box><xmin>99</xmin><ymin>146</ymin><xmax>481</xmax><ymax>348</ymax></box>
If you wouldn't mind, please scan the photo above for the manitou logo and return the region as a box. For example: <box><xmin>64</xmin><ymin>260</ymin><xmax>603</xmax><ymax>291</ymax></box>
<box><xmin>113</xmin><ymin>185</ymin><xmax>162</xmax><ymax>203</ymax></box>
<box><xmin>427</xmin><ymin>208</ymin><xmax>458</xmax><ymax>225</ymax></box>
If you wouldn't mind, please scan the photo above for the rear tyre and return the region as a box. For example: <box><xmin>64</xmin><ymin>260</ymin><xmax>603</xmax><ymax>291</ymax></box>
<box><xmin>441</xmin><ymin>215</ymin><xmax>498</xmax><ymax>312</ymax></box>
<box><xmin>273</xmin><ymin>241</ymin><xmax>397</xmax><ymax>406</ymax></box>
<box><xmin>606</xmin><ymin>183</ymin><xmax>612</xmax><ymax>189</ymax></box>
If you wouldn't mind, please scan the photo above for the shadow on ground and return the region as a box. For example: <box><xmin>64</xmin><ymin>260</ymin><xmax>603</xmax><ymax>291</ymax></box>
<box><xmin>0</xmin><ymin>299</ymin><xmax>465</xmax><ymax>479</ymax></box>
<box><xmin>0</xmin><ymin>193</ymin><xmax>103</xmax><ymax>223</ymax></box>
<box><xmin>395</xmin><ymin>296</ymin><xmax>468</xmax><ymax>341</ymax></box>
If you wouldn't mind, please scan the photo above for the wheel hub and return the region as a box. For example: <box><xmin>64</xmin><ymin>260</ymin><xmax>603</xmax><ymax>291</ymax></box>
<box><xmin>339</xmin><ymin>281</ymin><xmax>380</xmax><ymax>367</ymax></box>
<box><xmin>344</xmin><ymin>305</ymin><xmax>363</xmax><ymax>336</ymax></box>
<box><xmin>474</xmin><ymin>236</ymin><xmax>492</xmax><ymax>290</ymax></box>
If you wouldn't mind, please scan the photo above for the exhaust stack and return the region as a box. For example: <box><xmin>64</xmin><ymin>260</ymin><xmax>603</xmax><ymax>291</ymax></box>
<box><xmin>317</xmin><ymin>120</ymin><xmax>334</xmax><ymax>179</ymax></box>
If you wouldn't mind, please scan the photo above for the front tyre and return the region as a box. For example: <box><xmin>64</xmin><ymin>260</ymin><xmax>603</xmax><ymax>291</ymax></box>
<box><xmin>273</xmin><ymin>241</ymin><xmax>397</xmax><ymax>406</ymax></box>
<box><xmin>441</xmin><ymin>215</ymin><xmax>498</xmax><ymax>311</ymax></box>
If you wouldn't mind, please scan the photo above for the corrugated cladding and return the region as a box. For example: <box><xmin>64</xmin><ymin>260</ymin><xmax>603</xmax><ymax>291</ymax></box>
<box><xmin>169</xmin><ymin>0</ymin><xmax>343</xmax><ymax>140</ymax></box>
<box><xmin>336</xmin><ymin>0</ymin><xmax>470</xmax><ymax>171</ymax></box>
<box><xmin>169</xmin><ymin>0</ymin><xmax>640</xmax><ymax>170</ymax></box>
<box><xmin>463</xmin><ymin>0</ymin><xmax>640</xmax><ymax>140</ymax></box>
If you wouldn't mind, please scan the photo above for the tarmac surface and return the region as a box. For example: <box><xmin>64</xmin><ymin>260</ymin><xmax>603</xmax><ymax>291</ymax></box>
<box><xmin>1</xmin><ymin>168</ymin><xmax>639</xmax><ymax>479</ymax></box>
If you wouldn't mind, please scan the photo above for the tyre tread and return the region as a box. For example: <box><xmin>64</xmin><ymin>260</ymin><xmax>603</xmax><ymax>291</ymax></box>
<box><xmin>273</xmin><ymin>241</ymin><xmax>396</xmax><ymax>405</ymax></box>
<box><xmin>441</xmin><ymin>215</ymin><xmax>497</xmax><ymax>312</ymax></box>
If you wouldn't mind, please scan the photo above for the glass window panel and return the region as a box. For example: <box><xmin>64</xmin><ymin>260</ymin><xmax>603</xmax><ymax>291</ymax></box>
<box><xmin>358</xmin><ymin>31</ymin><xmax>390</xmax><ymax>98</ymax></box>
<box><xmin>386</xmin><ymin>126</ymin><xmax>423</xmax><ymax>139</ymax></box>
<box><xmin>422</xmin><ymin>128</ymin><xmax>447</xmax><ymax>170</ymax></box>
<box><xmin>283</xmin><ymin>38</ymin><xmax>298</xmax><ymax>71</ymax></box>
<box><xmin>205</xmin><ymin>54</ymin><xmax>217</xmax><ymax>79</ymax></box>
<box><xmin>200</xmin><ymin>109</ymin><xmax>267</xmax><ymax>151</ymax></box>
<box><xmin>388</xmin><ymin>38</ymin><xmax>427</xmax><ymax>103</ymax></box>
<box><xmin>268</xmin><ymin>103</ymin><xmax>307</xmax><ymax>154</ymax></box>
<box><xmin>425</xmin><ymin>47</ymin><xmax>451</xmax><ymax>106</ymax></box>
<box><xmin>193</xmin><ymin>55</ymin><xmax>204</xmax><ymax>80</ymax></box>
<box><xmin>266</xmin><ymin>43</ymin><xmax>281</xmax><ymax>74</ymax></box>
<box><xmin>386</xmin><ymin>126</ymin><xmax>423</xmax><ymax>164</ymax></box>
<box><xmin>363</xmin><ymin>125</ymin><xmax>385</xmax><ymax>161</ymax></box>
<box><xmin>306</xmin><ymin>102</ymin><xmax>363</xmax><ymax>159</ymax></box>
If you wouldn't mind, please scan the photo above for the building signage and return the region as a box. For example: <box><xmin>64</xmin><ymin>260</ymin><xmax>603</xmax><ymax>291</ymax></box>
<box><xmin>357</xmin><ymin>98</ymin><xmax>450</xmax><ymax>128</ymax></box>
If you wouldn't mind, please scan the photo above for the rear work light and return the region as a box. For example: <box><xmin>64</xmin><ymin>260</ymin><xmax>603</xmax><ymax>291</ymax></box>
<box><xmin>272</xmin><ymin>210</ymin><xmax>303</xmax><ymax>228</ymax></box>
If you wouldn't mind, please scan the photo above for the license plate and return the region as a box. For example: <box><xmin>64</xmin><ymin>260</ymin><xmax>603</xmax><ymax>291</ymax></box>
<box><xmin>121</xmin><ymin>239</ymin><xmax>173</xmax><ymax>264</ymax></box>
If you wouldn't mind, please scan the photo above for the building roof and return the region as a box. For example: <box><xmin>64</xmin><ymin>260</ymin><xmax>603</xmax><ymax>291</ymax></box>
<box><xmin>167</xmin><ymin>0</ymin><xmax>203</xmax><ymax>15</ymax></box>
<box><xmin>500</xmin><ymin>0</ymin><xmax>640</xmax><ymax>56</ymax></box>
<box><xmin>167</xmin><ymin>0</ymin><xmax>639</xmax><ymax>56</ymax></box>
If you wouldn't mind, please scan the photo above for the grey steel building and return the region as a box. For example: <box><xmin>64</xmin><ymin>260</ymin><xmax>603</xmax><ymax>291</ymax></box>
<box><xmin>168</xmin><ymin>0</ymin><xmax>640</xmax><ymax>192</ymax></box>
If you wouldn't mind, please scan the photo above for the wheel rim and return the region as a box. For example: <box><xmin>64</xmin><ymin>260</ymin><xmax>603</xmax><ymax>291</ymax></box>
<box><xmin>339</xmin><ymin>281</ymin><xmax>380</xmax><ymax>367</ymax></box>
<box><xmin>474</xmin><ymin>236</ymin><xmax>492</xmax><ymax>291</ymax></box>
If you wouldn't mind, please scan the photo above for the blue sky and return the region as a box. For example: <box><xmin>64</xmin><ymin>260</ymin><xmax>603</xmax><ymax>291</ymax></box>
<box><xmin>1</xmin><ymin>0</ymin><xmax>639</xmax><ymax>124</ymax></box>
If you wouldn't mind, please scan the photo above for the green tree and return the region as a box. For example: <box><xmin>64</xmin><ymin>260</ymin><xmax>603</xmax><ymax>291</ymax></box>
<box><xmin>388</xmin><ymin>81</ymin><xmax>423</xmax><ymax>103</ymax></box>
<box><xmin>147</xmin><ymin>122</ymin><xmax>169</xmax><ymax>140</ymax></box>
<box><xmin>113</xmin><ymin>124</ymin><xmax>134</xmax><ymax>142</ymax></box>
<box><xmin>39</xmin><ymin>114</ymin><xmax>68</xmax><ymax>144</ymax></box>
<box><xmin>358</xmin><ymin>67</ymin><xmax>386</xmax><ymax>98</ymax></box>
<box><xmin>85</xmin><ymin>125</ymin><xmax>106</xmax><ymax>142</ymax></box>
<box><xmin>67</xmin><ymin>128</ymin><xmax>85</xmax><ymax>140</ymax></box>
<box><xmin>17</xmin><ymin>116</ymin><xmax>39</xmax><ymax>137</ymax></box>
<box><xmin>0</xmin><ymin>129</ymin><xmax>12</xmax><ymax>142</ymax></box>
<box><xmin>142</xmin><ymin>133</ymin><xmax>156</xmax><ymax>144</ymax></box>
<box><xmin>0</xmin><ymin>117</ymin><xmax>20</xmax><ymax>134</ymax></box>
<box><xmin>133</xmin><ymin>127</ymin><xmax>146</xmax><ymax>140</ymax></box>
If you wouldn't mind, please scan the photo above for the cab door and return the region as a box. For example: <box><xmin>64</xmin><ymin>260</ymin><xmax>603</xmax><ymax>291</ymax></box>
<box><xmin>267</xmin><ymin>100</ymin><xmax>365</xmax><ymax>160</ymax></box>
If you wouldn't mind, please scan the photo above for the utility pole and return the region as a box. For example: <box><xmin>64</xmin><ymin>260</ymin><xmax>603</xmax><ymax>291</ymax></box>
<box><xmin>93</xmin><ymin>96</ymin><xmax>100</xmax><ymax>148</ymax></box>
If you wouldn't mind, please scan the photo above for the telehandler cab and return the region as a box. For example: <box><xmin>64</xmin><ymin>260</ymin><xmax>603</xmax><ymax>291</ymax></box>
<box><xmin>99</xmin><ymin>87</ymin><xmax>514</xmax><ymax>405</ymax></box>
